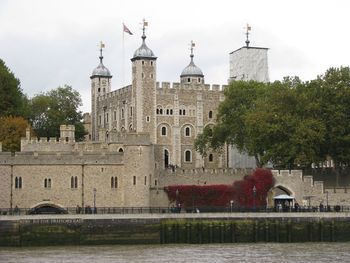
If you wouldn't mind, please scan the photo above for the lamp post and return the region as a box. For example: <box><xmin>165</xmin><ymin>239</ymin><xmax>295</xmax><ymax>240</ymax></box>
<box><xmin>93</xmin><ymin>188</ymin><xmax>97</xmax><ymax>214</ymax></box>
<box><xmin>230</xmin><ymin>200</ymin><xmax>234</xmax><ymax>213</ymax></box>
<box><xmin>253</xmin><ymin>185</ymin><xmax>257</xmax><ymax>211</ymax></box>
<box><xmin>176</xmin><ymin>189</ymin><xmax>180</xmax><ymax>213</ymax></box>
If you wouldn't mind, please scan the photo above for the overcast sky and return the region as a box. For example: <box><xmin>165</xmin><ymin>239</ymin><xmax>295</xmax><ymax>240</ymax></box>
<box><xmin>0</xmin><ymin>0</ymin><xmax>349</xmax><ymax>112</ymax></box>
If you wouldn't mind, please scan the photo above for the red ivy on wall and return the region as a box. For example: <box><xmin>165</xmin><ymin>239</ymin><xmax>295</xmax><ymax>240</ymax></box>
<box><xmin>164</xmin><ymin>168</ymin><xmax>275</xmax><ymax>208</ymax></box>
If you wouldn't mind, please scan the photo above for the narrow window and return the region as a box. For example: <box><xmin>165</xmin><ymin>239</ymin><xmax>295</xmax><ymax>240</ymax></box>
<box><xmin>151</xmin><ymin>74</ymin><xmax>154</xmax><ymax>79</ymax></box>
<box><xmin>198</xmin><ymin>78</ymin><xmax>201</xmax><ymax>83</ymax></box>
<box><xmin>170</xmin><ymin>109</ymin><xmax>173</xmax><ymax>115</ymax></box>
<box><xmin>142</xmin><ymin>73</ymin><xmax>144</xmax><ymax>78</ymax></box>
<box><xmin>98</xmin><ymin>88</ymin><xmax>101</xmax><ymax>92</ymax></box>
<box><xmin>144</xmin><ymin>176</ymin><xmax>147</xmax><ymax>185</ymax></box>
<box><xmin>155</xmin><ymin>179</ymin><xmax>158</xmax><ymax>186</ymax></box>
<box><xmin>183</xmin><ymin>109</ymin><xmax>186</xmax><ymax>116</ymax></box>
<box><xmin>209</xmin><ymin>111</ymin><xmax>213</xmax><ymax>119</ymax></box>
<box><xmin>166</xmin><ymin>109</ymin><xmax>169</xmax><ymax>115</ymax></box>
<box><xmin>133</xmin><ymin>176</ymin><xmax>136</xmax><ymax>185</ymax></box>
<box><xmin>151</xmin><ymin>61</ymin><xmax>153</xmax><ymax>66</ymax></box>
<box><xmin>130</xmin><ymin>107</ymin><xmax>133</xmax><ymax>116</ymax></box>
<box><xmin>106</xmin><ymin>113</ymin><xmax>109</xmax><ymax>123</ymax></box>
<box><xmin>121</xmin><ymin>108</ymin><xmax>124</xmax><ymax>119</ymax></box>
<box><xmin>99</xmin><ymin>115</ymin><xmax>102</xmax><ymax>125</ymax></box>
<box><xmin>142</xmin><ymin>60</ymin><xmax>145</xmax><ymax>65</ymax></box>
<box><xmin>185</xmin><ymin>150</ymin><xmax>192</xmax><ymax>162</ymax></box>
<box><xmin>156</xmin><ymin>108</ymin><xmax>159</xmax><ymax>114</ymax></box>
<box><xmin>74</xmin><ymin>176</ymin><xmax>78</xmax><ymax>188</ymax></box>
<box><xmin>160</xmin><ymin>109</ymin><xmax>163</xmax><ymax>115</ymax></box>
<box><xmin>71</xmin><ymin>176</ymin><xmax>74</xmax><ymax>188</ymax></box>
<box><xmin>48</xmin><ymin>178</ymin><xmax>51</xmax><ymax>188</ymax></box>
<box><xmin>113</xmin><ymin>111</ymin><xmax>117</xmax><ymax>121</ymax></box>
<box><xmin>146</xmin><ymin>116</ymin><xmax>150</xmax><ymax>122</ymax></box>
<box><xmin>18</xmin><ymin>177</ymin><xmax>22</xmax><ymax>188</ymax></box>
<box><xmin>185</xmin><ymin>127</ymin><xmax>191</xmax><ymax>137</ymax></box>
<box><xmin>44</xmin><ymin>178</ymin><xmax>47</xmax><ymax>188</ymax></box>
<box><xmin>179</xmin><ymin>109</ymin><xmax>182</xmax><ymax>115</ymax></box>
<box><xmin>161</xmin><ymin>126</ymin><xmax>167</xmax><ymax>136</ymax></box>
<box><xmin>111</xmin><ymin>177</ymin><xmax>114</xmax><ymax>188</ymax></box>
<box><xmin>187</xmin><ymin>78</ymin><xmax>190</xmax><ymax>83</ymax></box>
<box><xmin>209</xmin><ymin>154</ymin><xmax>213</xmax><ymax>162</ymax></box>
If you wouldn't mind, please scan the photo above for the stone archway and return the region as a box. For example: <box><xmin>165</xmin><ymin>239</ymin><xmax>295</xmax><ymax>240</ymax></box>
<box><xmin>28</xmin><ymin>202</ymin><xmax>68</xmax><ymax>215</ymax></box>
<box><xmin>266</xmin><ymin>185</ymin><xmax>294</xmax><ymax>207</ymax></box>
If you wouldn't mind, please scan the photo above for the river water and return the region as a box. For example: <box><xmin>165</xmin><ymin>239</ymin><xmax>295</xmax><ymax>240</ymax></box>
<box><xmin>0</xmin><ymin>243</ymin><xmax>349</xmax><ymax>263</ymax></box>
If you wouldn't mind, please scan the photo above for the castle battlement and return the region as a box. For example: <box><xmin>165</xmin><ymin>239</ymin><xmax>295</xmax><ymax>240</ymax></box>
<box><xmin>272</xmin><ymin>170</ymin><xmax>303</xmax><ymax>178</ymax></box>
<box><xmin>160</xmin><ymin>167</ymin><xmax>252</xmax><ymax>176</ymax></box>
<box><xmin>156</xmin><ymin>82</ymin><xmax>227</xmax><ymax>92</ymax></box>
<box><xmin>98</xmin><ymin>85</ymin><xmax>132</xmax><ymax>101</ymax></box>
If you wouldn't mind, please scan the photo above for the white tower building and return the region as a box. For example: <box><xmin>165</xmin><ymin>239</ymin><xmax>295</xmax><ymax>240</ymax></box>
<box><xmin>229</xmin><ymin>25</ymin><xmax>269</xmax><ymax>83</ymax></box>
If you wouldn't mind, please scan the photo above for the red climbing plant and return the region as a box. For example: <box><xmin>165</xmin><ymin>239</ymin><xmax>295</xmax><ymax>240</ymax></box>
<box><xmin>164</xmin><ymin>168</ymin><xmax>275</xmax><ymax>208</ymax></box>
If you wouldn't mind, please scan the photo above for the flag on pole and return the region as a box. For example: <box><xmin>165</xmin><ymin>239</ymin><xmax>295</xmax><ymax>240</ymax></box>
<box><xmin>123</xmin><ymin>23</ymin><xmax>133</xmax><ymax>35</ymax></box>
<box><xmin>246</xmin><ymin>24</ymin><xmax>251</xmax><ymax>31</ymax></box>
<box><xmin>100</xmin><ymin>41</ymin><xmax>105</xmax><ymax>48</ymax></box>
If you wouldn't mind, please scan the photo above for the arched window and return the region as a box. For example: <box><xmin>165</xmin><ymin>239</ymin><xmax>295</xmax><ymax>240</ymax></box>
<box><xmin>209</xmin><ymin>154</ymin><xmax>213</xmax><ymax>162</ymax></box>
<box><xmin>183</xmin><ymin>109</ymin><xmax>186</xmax><ymax>115</ymax></box>
<box><xmin>44</xmin><ymin>178</ymin><xmax>52</xmax><ymax>188</ymax></box>
<box><xmin>111</xmin><ymin>177</ymin><xmax>118</xmax><ymax>188</ymax></box>
<box><xmin>121</xmin><ymin>108</ymin><xmax>125</xmax><ymax>119</ymax></box>
<box><xmin>209</xmin><ymin>111</ymin><xmax>213</xmax><ymax>119</ymax></box>
<box><xmin>118</xmin><ymin>148</ymin><xmax>124</xmax><ymax>152</ymax></box>
<box><xmin>164</xmin><ymin>149</ymin><xmax>169</xmax><ymax>168</ymax></box>
<box><xmin>18</xmin><ymin>177</ymin><xmax>22</xmax><ymax>188</ymax></box>
<box><xmin>161</xmin><ymin>126</ymin><xmax>167</xmax><ymax>136</ymax></box>
<box><xmin>170</xmin><ymin>109</ymin><xmax>173</xmax><ymax>115</ymax></box>
<box><xmin>160</xmin><ymin>108</ymin><xmax>163</xmax><ymax>115</ymax></box>
<box><xmin>156</xmin><ymin>108</ymin><xmax>159</xmax><ymax>114</ymax></box>
<box><xmin>185</xmin><ymin>127</ymin><xmax>191</xmax><ymax>137</ymax></box>
<box><xmin>184</xmin><ymin>150</ymin><xmax>192</xmax><ymax>162</ymax></box>
<box><xmin>15</xmin><ymin>177</ymin><xmax>22</xmax><ymax>189</ymax></box>
<box><xmin>179</xmin><ymin>109</ymin><xmax>182</xmax><ymax>115</ymax></box>
<box><xmin>71</xmin><ymin>176</ymin><xmax>78</xmax><ymax>188</ymax></box>
<box><xmin>166</xmin><ymin>109</ymin><xmax>169</xmax><ymax>115</ymax></box>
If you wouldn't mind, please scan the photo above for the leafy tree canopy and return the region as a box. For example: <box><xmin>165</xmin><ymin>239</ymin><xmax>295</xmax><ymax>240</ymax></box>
<box><xmin>0</xmin><ymin>116</ymin><xmax>32</xmax><ymax>152</ymax></box>
<box><xmin>0</xmin><ymin>59</ymin><xmax>28</xmax><ymax>117</ymax></box>
<box><xmin>195</xmin><ymin>67</ymin><xmax>350</xmax><ymax>169</ymax></box>
<box><xmin>28</xmin><ymin>85</ymin><xmax>86</xmax><ymax>141</ymax></box>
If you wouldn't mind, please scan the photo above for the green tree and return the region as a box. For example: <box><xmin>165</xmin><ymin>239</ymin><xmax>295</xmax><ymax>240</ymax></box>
<box><xmin>0</xmin><ymin>59</ymin><xmax>28</xmax><ymax>117</ymax></box>
<box><xmin>0</xmin><ymin>116</ymin><xmax>31</xmax><ymax>152</ymax></box>
<box><xmin>195</xmin><ymin>77</ymin><xmax>327</xmax><ymax>169</ymax></box>
<box><xmin>313</xmin><ymin>67</ymin><xmax>350</xmax><ymax>167</ymax></box>
<box><xmin>29</xmin><ymin>85</ymin><xmax>86</xmax><ymax>141</ymax></box>
<box><xmin>195</xmin><ymin>80</ymin><xmax>267</xmax><ymax>166</ymax></box>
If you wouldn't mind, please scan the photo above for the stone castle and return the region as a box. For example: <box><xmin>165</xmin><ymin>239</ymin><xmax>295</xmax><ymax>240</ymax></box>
<box><xmin>0</xmin><ymin>24</ymin><xmax>345</xmax><ymax>212</ymax></box>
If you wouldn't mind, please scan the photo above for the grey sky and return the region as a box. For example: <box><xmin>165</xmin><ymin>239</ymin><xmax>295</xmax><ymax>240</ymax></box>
<box><xmin>0</xmin><ymin>0</ymin><xmax>349</xmax><ymax>113</ymax></box>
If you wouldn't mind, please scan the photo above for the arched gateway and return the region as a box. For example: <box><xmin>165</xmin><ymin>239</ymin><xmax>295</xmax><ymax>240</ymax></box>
<box><xmin>28</xmin><ymin>202</ymin><xmax>68</xmax><ymax>215</ymax></box>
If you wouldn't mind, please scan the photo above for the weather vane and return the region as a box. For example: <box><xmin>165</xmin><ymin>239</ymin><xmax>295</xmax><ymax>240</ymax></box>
<box><xmin>141</xmin><ymin>18</ymin><xmax>148</xmax><ymax>36</ymax></box>
<box><xmin>245</xmin><ymin>23</ymin><xmax>251</xmax><ymax>47</ymax></box>
<box><xmin>190</xmin><ymin>40</ymin><xmax>195</xmax><ymax>55</ymax></box>
<box><xmin>99</xmin><ymin>41</ymin><xmax>105</xmax><ymax>62</ymax></box>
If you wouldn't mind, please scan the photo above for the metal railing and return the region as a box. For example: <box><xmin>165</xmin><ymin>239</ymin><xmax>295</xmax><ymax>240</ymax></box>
<box><xmin>1</xmin><ymin>205</ymin><xmax>349</xmax><ymax>216</ymax></box>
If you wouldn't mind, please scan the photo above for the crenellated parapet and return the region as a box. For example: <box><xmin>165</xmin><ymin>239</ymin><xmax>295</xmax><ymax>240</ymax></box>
<box><xmin>97</xmin><ymin>85</ymin><xmax>132</xmax><ymax>102</ymax></box>
<box><xmin>156</xmin><ymin>82</ymin><xmax>227</xmax><ymax>93</ymax></box>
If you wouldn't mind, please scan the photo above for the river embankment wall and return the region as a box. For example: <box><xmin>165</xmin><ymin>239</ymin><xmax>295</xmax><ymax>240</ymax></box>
<box><xmin>1</xmin><ymin>213</ymin><xmax>350</xmax><ymax>246</ymax></box>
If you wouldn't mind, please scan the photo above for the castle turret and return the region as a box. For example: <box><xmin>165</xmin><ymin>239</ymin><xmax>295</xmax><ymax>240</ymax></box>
<box><xmin>90</xmin><ymin>42</ymin><xmax>112</xmax><ymax>141</ymax></box>
<box><xmin>130</xmin><ymin>19</ymin><xmax>157</xmax><ymax>143</ymax></box>
<box><xmin>180</xmin><ymin>41</ymin><xmax>204</xmax><ymax>84</ymax></box>
<box><xmin>229</xmin><ymin>25</ymin><xmax>269</xmax><ymax>83</ymax></box>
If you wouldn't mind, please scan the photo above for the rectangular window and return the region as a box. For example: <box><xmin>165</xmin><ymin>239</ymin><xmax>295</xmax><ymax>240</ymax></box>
<box><xmin>113</xmin><ymin>111</ymin><xmax>117</xmax><ymax>121</ymax></box>
<box><xmin>106</xmin><ymin>113</ymin><xmax>109</xmax><ymax>123</ymax></box>
<box><xmin>99</xmin><ymin>115</ymin><xmax>102</xmax><ymax>125</ymax></box>
<box><xmin>144</xmin><ymin>176</ymin><xmax>147</xmax><ymax>185</ymax></box>
<box><xmin>133</xmin><ymin>176</ymin><xmax>136</xmax><ymax>185</ymax></box>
